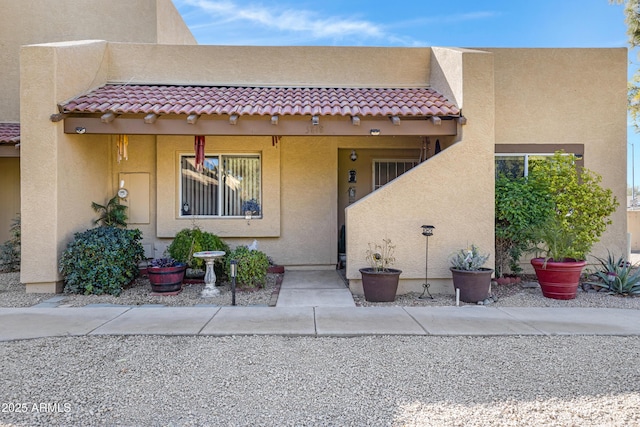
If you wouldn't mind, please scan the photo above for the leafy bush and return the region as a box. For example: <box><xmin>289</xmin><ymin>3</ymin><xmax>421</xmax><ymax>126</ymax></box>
<box><xmin>495</xmin><ymin>175</ymin><xmax>552</xmax><ymax>276</ymax></box>
<box><xmin>60</xmin><ymin>226</ymin><xmax>144</xmax><ymax>296</ymax></box>
<box><xmin>226</xmin><ymin>246</ymin><xmax>269</xmax><ymax>289</ymax></box>
<box><xmin>167</xmin><ymin>227</ymin><xmax>229</xmax><ymax>275</ymax></box>
<box><xmin>0</xmin><ymin>215</ymin><xmax>20</xmax><ymax>272</ymax></box>
<box><xmin>528</xmin><ymin>152</ymin><xmax>618</xmax><ymax>261</ymax></box>
<box><xmin>587</xmin><ymin>252</ymin><xmax>640</xmax><ymax>296</ymax></box>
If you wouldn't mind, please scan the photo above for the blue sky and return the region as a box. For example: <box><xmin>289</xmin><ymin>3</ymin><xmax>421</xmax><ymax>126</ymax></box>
<box><xmin>174</xmin><ymin>0</ymin><xmax>638</xmax><ymax>187</ymax></box>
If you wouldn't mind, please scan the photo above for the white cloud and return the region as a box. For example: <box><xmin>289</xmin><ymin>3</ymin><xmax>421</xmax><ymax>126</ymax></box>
<box><xmin>181</xmin><ymin>0</ymin><xmax>391</xmax><ymax>44</ymax></box>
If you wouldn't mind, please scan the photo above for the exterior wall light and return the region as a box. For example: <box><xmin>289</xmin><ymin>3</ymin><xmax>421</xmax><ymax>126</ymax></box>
<box><xmin>75</xmin><ymin>127</ymin><xmax>86</xmax><ymax>134</ymax></box>
<box><xmin>350</xmin><ymin>150</ymin><xmax>357</xmax><ymax>161</ymax></box>
<box><xmin>370</xmin><ymin>129</ymin><xmax>380</xmax><ymax>136</ymax></box>
<box><xmin>419</xmin><ymin>225</ymin><xmax>435</xmax><ymax>299</ymax></box>
<box><xmin>230</xmin><ymin>259</ymin><xmax>237</xmax><ymax>306</ymax></box>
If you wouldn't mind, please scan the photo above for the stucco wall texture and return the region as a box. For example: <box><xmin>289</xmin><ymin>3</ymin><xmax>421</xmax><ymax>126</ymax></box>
<box><xmin>3</xmin><ymin>0</ymin><xmax>195</xmax><ymax>288</ymax></box>
<box><xmin>18</xmin><ymin>40</ymin><xmax>628</xmax><ymax>294</ymax></box>
<box><xmin>1</xmin><ymin>0</ymin><xmax>195</xmax><ymax>122</ymax></box>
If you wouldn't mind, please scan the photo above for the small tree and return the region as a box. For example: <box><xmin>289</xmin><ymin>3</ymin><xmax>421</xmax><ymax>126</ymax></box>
<box><xmin>92</xmin><ymin>195</ymin><xmax>127</xmax><ymax>228</ymax></box>
<box><xmin>528</xmin><ymin>152</ymin><xmax>619</xmax><ymax>260</ymax></box>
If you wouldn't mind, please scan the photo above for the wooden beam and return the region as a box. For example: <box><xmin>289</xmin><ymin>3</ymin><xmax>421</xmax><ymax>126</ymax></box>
<box><xmin>391</xmin><ymin>116</ymin><xmax>401</xmax><ymax>126</ymax></box>
<box><xmin>101</xmin><ymin>112</ymin><xmax>116</xmax><ymax>123</ymax></box>
<box><xmin>63</xmin><ymin>116</ymin><xmax>458</xmax><ymax>137</ymax></box>
<box><xmin>229</xmin><ymin>114</ymin><xmax>239</xmax><ymax>125</ymax></box>
<box><xmin>458</xmin><ymin>116</ymin><xmax>467</xmax><ymax>125</ymax></box>
<box><xmin>187</xmin><ymin>114</ymin><xmax>200</xmax><ymax>124</ymax></box>
<box><xmin>311</xmin><ymin>115</ymin><xmax>319</xmax><ymax>126</ymax></box>
<box><xmin>351</xmin><ymin>116</ymin><xmax>360</xmax><ymax>126</ymax></box>
<box><xmin>430</xmin><ymin>116</ymin><xmax>442</xmax><ymax>126</ymax></box>
<box><xmin>144</xmin><ymin>113</ymin><xmax>158</xmax><ymax>124</ymax></box>
<box><xmin>271</xmin><ymin>115</ymin><xmax>279</xmax><ymax>125</ymax></box>
<box><xmin>50</xmin><ymin>113</ymin><xmax>68</xmax><ymax>122</ymax></box>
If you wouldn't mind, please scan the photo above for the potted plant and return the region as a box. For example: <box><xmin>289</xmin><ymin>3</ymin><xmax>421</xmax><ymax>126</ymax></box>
<box><xmin>147</xmin><ymin>257</ymin><xmax>187</xmax><ymax>293</ymax></box>
<box><xmin>527</xmin><ymin>152</ymin><xmax>618</xmax><ymax>300</ymax></box>
<box><xmin>359</xmin><ymin>239</ymin><xmax>401</xmax><ymax>302</ymax></box>
<box><xmin>449</xmin><ymin>245</ymin><xmax>493</xmax><ymax>303</ymax></box>
<box><xmin>529</xmin><ymin>216</ymin><xmax>588</xmax><ymax>299</ymax></box>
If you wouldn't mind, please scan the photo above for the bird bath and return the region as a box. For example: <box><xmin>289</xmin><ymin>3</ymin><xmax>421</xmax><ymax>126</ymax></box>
<box><xmin>193</xmin><ymin>251</ymin><xmax>225</xmax><ymax>297</ymax></box>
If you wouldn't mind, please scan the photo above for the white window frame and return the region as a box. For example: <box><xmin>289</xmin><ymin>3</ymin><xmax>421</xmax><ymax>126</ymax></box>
<box><xmin>178</xmin><ymin>152</ymin><xmax>262</xmax><ymax>219</ymax></box>
<box><xmin>495</xmin><ymin>152</ymin><xmax>571</xmax><ymax>177</ymax></box>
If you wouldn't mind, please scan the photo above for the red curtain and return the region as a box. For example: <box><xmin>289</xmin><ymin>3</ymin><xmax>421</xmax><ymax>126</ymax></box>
<box><xmin>194</xmin><ymin>135</ymin><xmax>205</xmax><ymax>172</ymax></box>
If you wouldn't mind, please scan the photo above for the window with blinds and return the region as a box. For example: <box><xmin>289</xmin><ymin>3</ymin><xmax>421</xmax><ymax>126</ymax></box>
<box><xmin>180</xmin><ymin>154</ymin><xmax>261</xmax><ymax>217</ymax></box>
<box><xmin>373</xmin><ymin>159</ymin><xmax>418</xmax><ymax>190</ymax></box>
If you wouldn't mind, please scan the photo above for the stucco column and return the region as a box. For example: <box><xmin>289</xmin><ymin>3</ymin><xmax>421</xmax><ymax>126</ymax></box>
<box><xmin>20</xmin><ymin>40</ymin><xmax>110</xmax><ymax>292</ymax></box>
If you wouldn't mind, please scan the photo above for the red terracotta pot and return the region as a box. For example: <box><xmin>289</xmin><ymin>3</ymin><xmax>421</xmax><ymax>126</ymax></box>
<box><xmin>530</xmin><ymin>258</ymin><xmax>586</xmax><ymax>300</ymax></box>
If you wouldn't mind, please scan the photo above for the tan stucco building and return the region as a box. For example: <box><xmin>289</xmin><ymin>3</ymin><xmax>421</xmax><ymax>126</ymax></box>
<box><xmin>4</xmin><ymin>1</ymin><xmax>628</xmax><ymax>295</ymax></box>
<box><xmin>0</xmin><ymin>0</ymin><xmax>195</xmax><ymax>243</ymax></box>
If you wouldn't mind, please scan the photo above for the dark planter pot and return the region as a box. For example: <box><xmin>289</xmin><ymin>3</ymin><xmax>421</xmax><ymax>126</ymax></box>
<box><xmin>531</xmin><ymin>258</ymin><xmax>586</xmax><ymax>300</ymax></box>
<box><xmin>450</xmin><ymin>268</ymin><xmax>494</xmax><ymax>303</ymax></box>
<box><xmin>148</xmin><ymin>264</ymin><xmax>186</xmax><ymax>293</ymax></box>
<box><xmin>359</xmin><ymin>268</ymin><xmax>402</xmax><ymax>302</ymax></box>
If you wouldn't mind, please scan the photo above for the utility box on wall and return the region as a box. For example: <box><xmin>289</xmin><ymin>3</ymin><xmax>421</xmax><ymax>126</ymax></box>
<box><xmin>118</xmin><ymin>172</ymin><xmax>150</xmax><ymax>224</ymax></box>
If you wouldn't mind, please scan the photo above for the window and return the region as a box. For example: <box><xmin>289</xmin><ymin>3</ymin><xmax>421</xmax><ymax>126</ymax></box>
<box><xmin>373</xmin><ymin>159</ymin><xmax>418</xmax><ymax>190</ymax></box>
<box><xmin>495</xmin><ymin>153</ymin><xmax>561</xmax><ymax>179</ymax></box>
<box><xmin>180</xmin><ymin>154</ymin><xmax>261</xmax><ymax>217</ymax></box>
<box><xmin>495</xmin><ymin>145</ymin><xmax>584</xmax><ymax>180</ymax></box>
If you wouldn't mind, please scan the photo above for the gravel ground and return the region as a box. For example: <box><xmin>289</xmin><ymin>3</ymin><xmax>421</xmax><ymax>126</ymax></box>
<box><xmin>355</xmin><ymin>280</ymin><xmax>640</xmax><ymax>309</ymax></box>
<box><xmin>2</xmin><ymin>272</ymin><xmax>640</xmax><ymax>426</ymax></box>
<box><xmin>2</xmin><ymin>271</ymin><xmax>640</xmax><ymax>309</ymax></box>
<box><xmin>0</xmin><ymin>272</ymin><xmax>280</xmax><ymax>308</ymax></box>
<box><xmin>1</xmin><ymin>335</ymin><xmax>639</xmax><ymax>426</ymax></box>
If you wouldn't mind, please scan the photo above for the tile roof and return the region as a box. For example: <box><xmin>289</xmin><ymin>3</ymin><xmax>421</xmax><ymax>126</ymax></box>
<box><xmin>60</xmin><ymin>85</ymin><xmax>460</xmax><ymax>118</ymax></box>
<box><xmin>0</xmin><ymin>123</ymin><xmax>20</xmax><ymax>144</ymax></box>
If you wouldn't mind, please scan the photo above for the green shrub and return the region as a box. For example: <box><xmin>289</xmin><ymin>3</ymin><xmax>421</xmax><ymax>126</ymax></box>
<box><xmin>226</xmin><ymin>246</ymin><xmax>269</xmax><ymax>289</ymax></box>
<box><xmin>167</xmin><ymin>227</ymin><xmax>229</xmax><ymax>271</ymax></box>
<box><xmin>167</xmin><ymin>227</ymin><xmax>229</xmax><ymax>280</ymax></box>
<box><xmin>495</xmin><ymin>175</ymin><xmax>553</xmax><ymax>276</ymax></box>
<box><xmin>0</xmin><ymin>215</ymin><xmax>20</xmax><ymax>272</ymax></box>
<box><xmin>59</xmin><ymin>226</ymin><xmax>144</xmax><ymax>296</ymax></box>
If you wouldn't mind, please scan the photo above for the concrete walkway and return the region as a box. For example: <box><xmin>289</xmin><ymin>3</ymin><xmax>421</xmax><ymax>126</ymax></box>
<box><xmin>276</xmin><ymin>270</ymin><xmax>355</xmax><ymax>307</ymax></box>
<box><xmin>2</xmin><ymin>270</ymin><xmax>640</xmax><ymax>341</ymax></box>
<box><xmin>2</xmin><ymin>305</ymin><xmax>640</xmax><ymax>341</ymax></box>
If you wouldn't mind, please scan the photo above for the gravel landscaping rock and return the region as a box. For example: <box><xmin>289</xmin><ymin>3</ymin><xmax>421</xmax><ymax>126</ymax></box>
<box><xmin>3</xmin><ymin>271</ymin><xmax>640</xmax><ymax>426</ymax></box>
<box><xmin>0</xmin><ymin>272</ymin><xmax>280</xmax><ymax>308</ymax></box>
<box><xmin>1</xmin><ymin>335</ymin><xmax>639</xmax><ymax>426</ymax></box>
<box><xmin>3</xmin><ymin>271</ymin><xmax>640</xmax><ymax>309</ymax></box>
